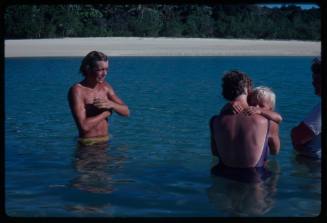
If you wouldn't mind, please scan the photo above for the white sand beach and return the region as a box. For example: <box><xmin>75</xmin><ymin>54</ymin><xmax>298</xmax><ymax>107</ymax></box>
<box><xmin>5</xmin><ymin>37</ymin><xmax>320</xmax><ymax>57</ymax></box>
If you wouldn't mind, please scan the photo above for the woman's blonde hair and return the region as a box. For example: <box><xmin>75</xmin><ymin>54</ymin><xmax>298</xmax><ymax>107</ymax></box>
<box><xmin>249</xmin><ymin>86</ymin><xmax>276</xmax><ymax>110</ymax></box>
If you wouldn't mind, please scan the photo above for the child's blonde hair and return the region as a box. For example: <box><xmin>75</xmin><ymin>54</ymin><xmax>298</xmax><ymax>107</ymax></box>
<box><xmin>249</xmin><ymin>86</ymin><xmax>276</xmax><ymax>110</ymax></box>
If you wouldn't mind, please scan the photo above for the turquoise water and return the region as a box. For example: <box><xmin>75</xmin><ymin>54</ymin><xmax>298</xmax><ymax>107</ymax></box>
<box><xmin>5</xmin><ymin>56</ymin><xmax>321</xmax><ymax>217</ymax></box>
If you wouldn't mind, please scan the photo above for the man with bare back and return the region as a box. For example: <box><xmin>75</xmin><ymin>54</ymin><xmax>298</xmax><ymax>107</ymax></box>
<box><xmin>68</xmin><ymin>51</ymin><xmax>129</xmax><ymax>145</ymax></box>
<box><xmin>210</xmin><ymin>70</ymin><xmax>280</xmax><ymax>182</ymax></box>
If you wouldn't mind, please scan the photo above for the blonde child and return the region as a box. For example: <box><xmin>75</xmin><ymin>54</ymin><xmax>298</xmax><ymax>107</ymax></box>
<box><xmin>245</xmin><ymin>86</ymin><xmax>282</xmax><ymax>124</ymax></box>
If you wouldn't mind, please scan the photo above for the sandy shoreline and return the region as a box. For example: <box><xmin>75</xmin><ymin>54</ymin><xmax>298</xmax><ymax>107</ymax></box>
<box><xmin>5</xmin><ymin>37</ymin><xmax>321</xmax><ymax>57</ymax></box>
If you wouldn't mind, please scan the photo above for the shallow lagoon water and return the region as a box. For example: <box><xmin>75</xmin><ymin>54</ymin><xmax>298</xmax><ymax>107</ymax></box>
<box><xmin>5</xmin><ymin>56</ymin><xmax>321</xmax><ymax>217</ymax></box>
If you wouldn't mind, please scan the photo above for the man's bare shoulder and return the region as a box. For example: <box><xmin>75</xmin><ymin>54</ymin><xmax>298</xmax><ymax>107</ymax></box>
<box><xmin>249</xmin><ymin>114</ymin><xmax>268</xmax><ymax>124</ymax></box>
<box><xmin>210</xmin><ymin>115</ymin><xmax>220</xmax><ymax>126</ymax></box>
<box><xmin>102</xmin><ymin>81</ymin><xmax>115</xmax><ymax>95</ymax></box>
<box><xmin>69</xmin><ymin>83</ymin><xmax>83</xmax><ymax>94</ymax></box>
<box><xmin>229</xmin><ymin>113</ymin><xmax>267</xmax><ymax>126</ymax></box>
<box><xmin>103</xmin><ymin>81</ymin><xmax>112</xmax><ymax>89</ymax></box>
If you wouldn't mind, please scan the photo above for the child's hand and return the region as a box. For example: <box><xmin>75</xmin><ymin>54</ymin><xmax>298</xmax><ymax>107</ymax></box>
<box><xmin>231</xmin><ymin>101</ymin><xmax>244</xmax><ymax>114</ymax></box>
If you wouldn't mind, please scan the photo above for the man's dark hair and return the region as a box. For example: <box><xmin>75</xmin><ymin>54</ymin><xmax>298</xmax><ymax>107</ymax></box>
<box><xmin>311</xmin><ymin>57</ymin><xmax>321</xmax><ymax>76</ymax></box>
<box><xmin>80</xmin><ymin>51</ymin><xmax>108</xmax><ymax>76</ymax></box>
<box><xmin>222</xmin><ymin>70</ymin><xmax>252</xmax><ymax>101</ymax></box>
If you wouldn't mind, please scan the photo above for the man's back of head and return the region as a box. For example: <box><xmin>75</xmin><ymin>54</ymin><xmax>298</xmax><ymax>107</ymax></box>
<box><xmin>222</xmin><ymin>70</ymin><xmax>252</xmax><ymax>101</ymax></box>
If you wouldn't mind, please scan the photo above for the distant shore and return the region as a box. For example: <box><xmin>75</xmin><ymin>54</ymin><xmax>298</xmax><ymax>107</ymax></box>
<box><xmin>5</xmin><ymin>37</ymin><xmax>321</xmax><ymax>57</ymax></box>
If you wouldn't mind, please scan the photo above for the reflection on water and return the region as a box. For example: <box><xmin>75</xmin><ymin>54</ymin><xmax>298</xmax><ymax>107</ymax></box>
<box><xmin>293</xmin><ymin>155</ymin><xmax>321</xmax><ymax>178</ymax></box>
<box><xmin>69</xmin><ymin>142</ymin><xmax>128</xmax><ymax>193</ymax></box>
<box><xmin>207</xmin><ymin>160</ymin><xmax>280</xmax><ymax>217</ymax></box>
<box><xmin>63</xmin><ymin>142</ymin><xmax>129</xmax><ymax>215</ymax></box>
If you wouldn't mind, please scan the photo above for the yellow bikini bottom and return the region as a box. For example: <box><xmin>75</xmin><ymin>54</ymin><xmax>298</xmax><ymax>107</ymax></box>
<box><xmin>78</xmin><ymin>135</ymin><xmax>110</xmax><ymax>146</ymax></box>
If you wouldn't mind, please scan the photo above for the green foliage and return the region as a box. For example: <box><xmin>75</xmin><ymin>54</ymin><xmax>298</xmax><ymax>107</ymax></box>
<box><xmin>127</xmin><ymin>6</ymin><xmax>163</xmax><ymax>37</ymax></box>
<box><xmin>4</xmin><ymin>4</ymin><xmax>320</xmax><ymax>40</ymax></box>
<box><xmin>160</xmin><ymin>18</ymin><xmax>184</xmax><ymax>37</ymax></box>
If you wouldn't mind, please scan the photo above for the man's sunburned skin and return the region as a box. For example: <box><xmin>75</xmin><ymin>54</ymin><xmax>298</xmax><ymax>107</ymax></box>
<box><xmin>82</xmin><ymin>84</ymin><xmax>110</xmax><ymax>118</ymax></box>
<box><xmin>75</xmin><ymin>83</ymin><xmax>114</xmax><ymax>138</ymax></box>
<box><xmin>69</xmin><ymin>51</ymin><xmax>129</xmax><ymax>143</ymax></box>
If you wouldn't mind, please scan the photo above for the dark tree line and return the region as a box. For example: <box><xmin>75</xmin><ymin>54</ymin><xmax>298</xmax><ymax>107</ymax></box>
<box><xmin>4</xmin><ymin>4</ymin><xmax>320</xmax><ymax>40</ymax></box>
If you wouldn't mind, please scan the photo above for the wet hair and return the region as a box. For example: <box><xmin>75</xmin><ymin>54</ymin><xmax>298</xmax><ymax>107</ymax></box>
<box><xmin>311</xmin><ymin>57</ymin><xmax>321</xmax><ymax>77</ymax></box>
<box><xmin>80</xmin><ymin>51</ymin><xmax>108</xmax><ymax>76</ymax></box>
<box><xmin>248</xmin><ymin>86</ymin><xmax>276</xmax><ymax>110</ymax></box>
<box><xmin>222</xmin><ymin>70</ymin><xmax>253</xmax><ymax>101</ymax></box>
